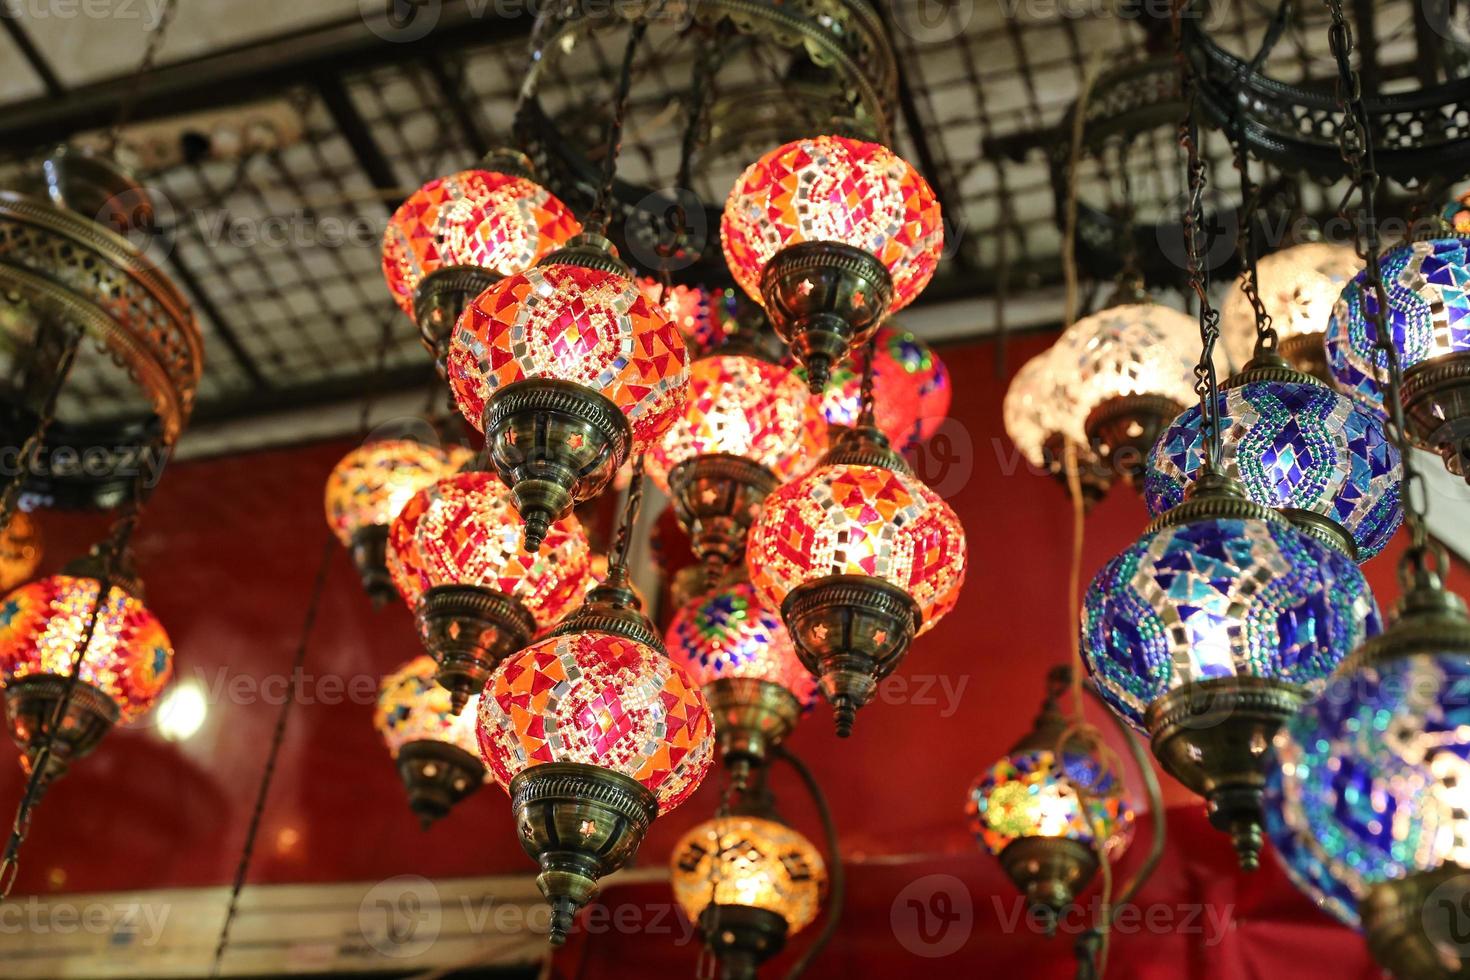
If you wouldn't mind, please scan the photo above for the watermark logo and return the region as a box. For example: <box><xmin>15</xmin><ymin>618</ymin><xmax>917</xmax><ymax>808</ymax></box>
<box><xmin>358</xmin><ymin>875</ymin><xmax>440</xmax><ymax>958</ymax></box>
<box><xmin>362</xmin><ymin>0</ymin><xmax>442</xmax><ymax>43</ymax></box>
<box><xmin>891</xmin><ymin>873</ymin><xmax>973</xmax><ymax>958</ymax></box>
<box><xmin>1424</xmin><ymin>872</ymin><xmax>1470</xmax><ymax>962</ymax></box>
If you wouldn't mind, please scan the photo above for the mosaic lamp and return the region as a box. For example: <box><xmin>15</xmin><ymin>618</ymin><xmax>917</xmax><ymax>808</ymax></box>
<box><xmin>811</xmin><ymin>323</ymin><xmax>950</xmax><ymax>451</ymax></box>
<box><xmin>1266</xmin><ymin>555</ymin><xmax>1470</xmax><ymax>978</ymax></box>
<box><xmin>0</xmin><ymin>550</ymin><xmax>172</xmax><ymax>791</ymax></box>
<box><xmin>478</xmin><ymin>627</ymin><xmax>714</xmax><ymax>944</ymax></box>
<box><xmin>447</xmin><ymin>234</ymin><xmax>689</xmax><ymax>550</ymax></box>
<box><xmin>1002</xmin><ymin>348</ymin><xmax>1113</xmax><ymax>507</ymax></box>
<box><xmin>746</xmin><ymin>422</ymin><xmax>966</xmax><ymax>738</ymax></box>
<box><xmin>1050</xmin><ymin>293</ymin><xmax>1201</xmax><ymax>486</ymax></box>
<box><xmin>667</xmin><ymin>579</ymin><xmax>818</xmax><ymax>784</ymax></box>
<box><xmin>0</xmin><ymin>512</ymin><xmax>42</xmax><ymax>593</ymax></box>
<box><xmin>966</xmin><ymin>667</ymin><xmax>1135</xmax><ymax>921</ymax></box>
<box><xmin>324</xmin><ymin>438</ymin><xmax>449</xmax><ymax>606</ymax></box>
<box><xmin>1081</xmin><ymin>474</ymin><xmax>1380</xmax><ymax>869</ymax></box>
<box><xmin>637</xmin><ymin>279</ymin><xmax>743</xmax><ymax>357</ymax></box>
<box><xmin>1326</xmin><ymin>225</ymin><xmax>1470</xmax><ymax>484</ymax></box>
<box><xmin>1144</xmin><ymin>352</ymin><xmax>1403</xmax><ymax>561</ymax></box>
<box><xmin>648</xmin><ymin>353</ymin><xmax>827</xmax><ymax>570</ymax></box>
<box><xmin>388</xmin><ymin>472</ymin><xmax>591</xmax><ymax>713</ymax></box>
<box><xmin>382</xmin><ymin>150</ymin><xmax>581</xmax><ymax>369</ymax></box>
<box><xmin>721</xmin><ymin>136</ymin><xmax>943</xmax><ymax>392</ymax></box>
<box><xmin>374</xmin><ymin>655</ymin><xmax>486</xmax><ymax>828</ymax></box>
<box><xmin>671</xmin><ymin>813</ymin><xmax>827</xmax><ymax>979</ymax></box>
<box><xmin>1220</xmin><ymin>241</ymin><xmax>1362</xmax><ymax>380</ymax></box>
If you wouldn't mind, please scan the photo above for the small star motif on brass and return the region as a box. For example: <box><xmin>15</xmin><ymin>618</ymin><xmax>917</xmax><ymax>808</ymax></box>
<box><xmin>872</xmin><ymin>629</ymin><xmax>887</xmax><ymax>645</ymax></box>
<box><xmin>700</xmin><ymin>487</ymin><xmax>719</xmax><ymax>504</ymax></box>
<box><xmin>580</xmin><ymin>819</ymin><xmax>598</xmax><ymax>836</ymax></box>
<box><xmin>796</xmin><ymin>278</ymin><xmax>815</xmax><ymax>297</ymax></box>
<box><xmin>812</xmin><ymin>624</ymin><xmax>829</xmax><ymax>640</ymax></box>
<box><xmin>851</xmin><ymin>290</ymin><xmax>866</xmax><ymax>309</ymax></box>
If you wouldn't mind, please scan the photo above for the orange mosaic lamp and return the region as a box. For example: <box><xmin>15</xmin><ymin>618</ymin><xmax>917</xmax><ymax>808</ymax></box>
<box><xmin>0</xmin><ymin>557</ymin><xmax>173</xmax><ymax>790</ymax></box>
<box><xmin>746</xmin><ymin>422</ymin><xmax>966</xmax><ymax>737</ymax></box>
<box><xmin>478</xmin><ymin>629</ymin><xmax>714</xmax><ymax>944</ymax></box>
<box><xmin>446</xmin><ymin>234</ymin><xmax>689</xmax><ymax>551</ymax></box>
<box><xmin>810</xmin><ymin>323</ymin><xmax>949</xmax><ymax>450</ymax></box>
<box><xmin>721</xmin><ymin>136</ymin><xmax>943</xmax><ymax>391</ymax></box>
<box><xmin>388</xmin><ymin>471</ymin><xmax>591</xmax><ymax>713</ymax></box>
<box><xmin>324</xmin><ymin>439</ymin><xmax>450</xmax><ymax>607</ymax></box>
<box><xmin>382</xmin><ymin>150</ymin><xmax>581</xmax><ymax>369</ymax></box>
<box><xmin>0</xmin><ymin>512</ymin><xmax>42</xmax><ymax>593</ymax></box>
<box><xmin>648</xmin><ymin>354</ymin><xmax>827</xmax><ymax>570</ymax></box>
<box><xmin>636</xmin><ymin>278</ymin><xmax>744</xmax><ymax>357</ymax></box>
<box><xmin>375</xmin><ymin>655</ymin><xmax>487</xmax><ymax>828</ymax></box>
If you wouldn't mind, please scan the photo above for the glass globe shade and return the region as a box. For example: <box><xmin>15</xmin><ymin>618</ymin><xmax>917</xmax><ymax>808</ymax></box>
<box><xmin>375</xmin><ymin>655</ymin><xmax>482</xmax><ymax>759</ymax></box>
<box><xmin>966</xmin><ymin>748</ymin><xmax>1136</xmax><ymax>859</ymax></box>
<box><xmin>637</xmin><ymin>279</ymin><xmax>740</xmax><ymax>356</ymax></box>
<box><xmin>1145</xmin><ymin>380</ymin><xmax>1403</xmax><ymax>559</ymax></box>
<box><xmin>1267</xmin><ymin>652</ymin><xmax>1470</xmax><ymax>928</ymax></box>
<box><xmin>1220</xmin><ymin>242</ymin><xmax>1362</xmax><ymax>370</ymax></box>
<box><xmin>1004</xmin><ymin>349</ymin><xmax>1065</xmax><ymax>469</ymax></box>
<box><xmin>477</xmin><ymin>630</ymin><xmax>714</xmax><ymax>812</ymax></box>
<box><xmin>324</xmin><ymin>439</ymin><xmax>449</xmax><ymax>546</ymax></box>
<box><xmin>1326</xmin><ymin>237</ymin><xmax>1470</xmax><ymax>410</ymax></box>
<box><xmin>670</xmin><ymin>815</ymin><xmax>827</xmax><ymax>934</ymax></box>
<box><xmin>1050</xmin><ymin>302</ymin><xmax>1201</xmax><ymax>444</ymax></box>
<box><xmin>721</xmin><ymin>135</ymin><xmax>943</xmax><ymax>315</ymax></box>
<box><xmin>386</xmin><ymin>472</ymin><xmax>591</xmax><ymax>628</ymax></box>
<box><xmin>0</xmin><ymin>575</ymin><xmax>173</xmax><ymax>722</ymax></box>
<box><xmin>446</xmin><ymin>262</ymin><xmax>690</xmax><ymax>454</ymax></box>
<box><xmin>0</xmin><ymin>512</ymin><xmax>41</xmax><ymax>592</ymax></box>
<box><xmin>1081</xmin><ymin>516</ymin><xmax>1380</xmax><ymax>730</ymax></box>
<box><xmin>381</xmin><ymin>168</ymin><xmax>580</xmax><ymax>317</ymax></box>
<box><xmin>666</xmin><ymin>581</ymin><xmax>818</xmax><ymax>707</ymax></box>
<box><xmin>746</xmin><ymin>463</ymin><xmax>967</xmax><ymax>636</ymax></box>
<box><xmin>810</xmin><ymin>324</ymin><xmax>949</xmax><ymax>448</ymax></box>
<box><xmin>646</xmin><ymin>354</ymin><xmax>828</xmax><ymax>494</ymax></box>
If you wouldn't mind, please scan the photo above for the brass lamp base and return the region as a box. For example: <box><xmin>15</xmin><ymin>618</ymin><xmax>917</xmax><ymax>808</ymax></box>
<box><xmin>3</xmin><ymin>675</ymin><xmax>119</xmax><ymax>793</ymax></box>
<box><xmin>415</xmin><ymin>585</ymin><xmax>536</xmax><ymax>714</ymax></box>
<box><xmin>1363</xmin><ymin>865</ymin><xmax>1470</xmax><ymax>980</ymax></box>
<box><xmin>348</xmin><ymin>524</ymin><xmax>396</xmax><ymax>608</ymax></box>
<box><xmin>698</xmin><ymin>904</ymin><xmax>789</xmax><ymax>980</ymax></box>
<box><xmin>1402</xmin><ymin>351</ymin><xmax>1470</xmax><ymax>481</ymax></box>
<box><xmin>1085</xmin><ymin>393</ymin><xmax>1185</xmax><ymax>487</ymax></box>
<box><xmin>413</xmin><ymin>265</ymin><xmax>500</xmax><ymax>373</ymax></box>
<box><xmin>1041</xmin><ymin>434</ymin><xmax>1112</xmax><ymax>511</ymax></box>
<box><xmin>482</xmin><ymin>378</ymin><xmax>631</xmax><ymax>552</ymax></box>
<box><xmin>1277</xmin><ymin>331</ymin><xmax>1331</xmax><ymax>384</ymax></box>
<box><xmin>782</xmin><ymin>574</ymin><xmax>920</xmax><ymax>738</ymax></box>
<box><xmin>704</xmin><ymin>677</ymin><xmax>802</xmax><ymax>789</ymax></box>
<box><xmin>1281</xmin><ymin>507</ymin><xmax>1358</xmax><ymax>561</ymax></box>
<box><xmin>668</xmin><ymin>454</ymin><xmax>779</xmax><ymax>570</ymax></box>
<box><xmin>550</xmin><ymin>576</ymin><xmax>664</xmax><ymax>652</ymax></box>
<box><xmin>1145</xmin><ymin>675</ymin><xmax>1305</xmax><ymax>871</ymax></box>
<box><xmin>759</xmin><ymin>240</ymin><xmax>893</xmax><ymax>393</ymax></box>
<box><xmin>395</xmin><ymin>739</ymin><xmax>485</xmax><ymax>830</ymax></box>
<box><xmin>508</xmin><ymin>762</ymin><xmax>658</xmax><ymax>946</ymax></box>
<box><xmin>997</xmin><ymin>836</ymin><xmax>1100</xmax><ymax>927</ymax></box>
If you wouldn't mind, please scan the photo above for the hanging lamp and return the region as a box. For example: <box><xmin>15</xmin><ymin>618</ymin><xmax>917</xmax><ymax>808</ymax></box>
<box><xmin>374</xmin><ymin>655</ymin><xmax>487</xmax><ymax>828</ymax></box>
<box><xmin>1003</xmin><ymin>348</ymin><xmax>1113</xmax><ymax>507</ymax></box>
<box><xmin>808</xmin><ymin>323</ymin><xmax>950</xmax><ymax>451</ymax></box>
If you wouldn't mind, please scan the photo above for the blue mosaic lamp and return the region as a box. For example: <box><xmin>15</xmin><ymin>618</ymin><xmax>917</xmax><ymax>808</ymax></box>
<box><xmin>1265</xmin><ymin>559</ymin><xmax>1470</xmax><ymax>976</ymax></box>
<box><xmin>1326</xmin><ymin>225</ymin><xmax>1470</xmax><ymax>483</ymax></box>
<box><xmin>1082</xmin><ymin>474</ymin><xmax>1381</xmax><ymax>868</ymax></box>
<box><xmin>1144</xmin><ymin>357</ymin><xmax>1403</xmax><ymax>562</ymax></box>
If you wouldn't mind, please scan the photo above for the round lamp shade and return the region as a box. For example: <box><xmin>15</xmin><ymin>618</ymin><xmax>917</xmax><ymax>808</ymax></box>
<box><xmin>666</xmin><ymin>581</ymin><xmax>818</xmax><ymax>707</ymax></box>
<box><xmin>670</xmin><ymin>815</ymin><xmax>827</xmax><ymax>933</ymax></box>
<box><xmin>966</xmin><ymin>748</ymin><xmax>1135</xmax><ymax>859</ymax></box>
<box><xmin>324</xmin><ymin>439</ymin><xmax>449</xmax><ymax>545</ymax></box>
<box><xmin>0</xmin><ymin>512</ymin><xmax>42</xmax><ymax>593</ymax></box>
<box><xmin>812</xmin><ymin>324</ymin><xmax>949</xmax><ymax>448</ymax></box>
<box><xmin>1220</xmin><ymin>242</ymin><xmax>1362</xmax><ymax>369</ymax></box>
<box><xmin>375</xmin><ymin>655</ymin><xmax>482</xmax><ymax>759</ymax></box>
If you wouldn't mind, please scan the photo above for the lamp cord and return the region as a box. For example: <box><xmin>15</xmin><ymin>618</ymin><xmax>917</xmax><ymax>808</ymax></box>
<box><xmin>209</xmin><ymin>535</ymin><xmax>335</xmax><ymax>977</ymax></box>
<box><xmin>777</xmin><ymin>747</ymin><xmax>843</xmax><ymax>980</ymax></box>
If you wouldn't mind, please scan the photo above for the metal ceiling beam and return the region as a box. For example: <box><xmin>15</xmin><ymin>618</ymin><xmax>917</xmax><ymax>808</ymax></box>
<box><xmin>0</xmin><ymin>11</ymin><xmax>65</xmax><ymax>98</ymax></box>
<box><xmin>157</xmin><ymin>232</ymin><xmax>271</xmax><ymax>390</ymax></box>
<box><xmin>423</xmin><ymin>55</ymin><xmax>492</xmax><ymax>158</ymax></box>
<box><xmin>314</xmin><ymin>75</ymin><xmax>401</xmax><ymax>214</ymax></box>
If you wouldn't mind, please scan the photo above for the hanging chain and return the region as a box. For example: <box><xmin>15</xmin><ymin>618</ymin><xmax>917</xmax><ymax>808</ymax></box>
<box><xmin>1172</xmin><ymin>0</ymin><xmax>1225</xmax><ymax>471</ymax></box>
<box><xmin>103</xmin><ymin>0</ymin><xmax>181</xmax><ymax>156</ymax></box>
<box><xmin>608</xmin><ymin>454</ymin><xmax>646</xmax><ymax>577</ymax></box>
<box><xmin>586</xmin><ymin>17</ymin><xmax>652</xmax><ymax>238</ymax></box>
<box><xmin>657</xmin><ymin>30</ymin><xmax>722</xmax><ymax>306</ymax></box>
<box><xmin>1114</xmin><ymin>136</ymin><xmax>1142</xmax><ymax>284</ymax></box>
<box><xmin>0</xmin><ymin>445</ymin><xmax>153</xmax><ymax>899</ymax></box>
<box><xmin>0</xmin><ymin>326</ymin><xmax>83</xmax><ymax>536</ymax></box>
<box><xmin>1323</xmin><ymin>0</ymin><xmax>1433</xmax><ymax>564</ymax></box>
<box><xmin>857</xmin><ymin>333</ymin><xmax>879</xmax><ymax>431</ymax></box>
<box><xmin>1231</xmin><ymin>140</ymin><xmax>1276</xmax><ymax>355</ymax></box>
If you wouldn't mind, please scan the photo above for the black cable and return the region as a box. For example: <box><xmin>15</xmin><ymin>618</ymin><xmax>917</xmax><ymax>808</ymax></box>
<box><xmin>776</xmin><ymin>747</ymin><xmax>843</xmax><ymax>980</ymax></box>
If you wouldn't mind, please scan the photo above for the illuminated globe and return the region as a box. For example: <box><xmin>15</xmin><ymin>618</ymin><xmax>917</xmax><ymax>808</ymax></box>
<box><xmin>381</xmin><ymin>167</ymin><xmax>580</xmax><ymax>318</ymax></box>
<box><xmin>647</xmin><ymin>354</ymin><xmax>828</xmax><ymax>494</ymax></box>
<box><xmin>666</xmin><ymin>581</ymin><xmax>817</xmax><ymax>707</ymax></box>
<box><xmin>1326</xmin><ymin>237</ymin><xmax>1470</xmax><ymax>410</ymax></box>
<box><xmin>0</xmin><ymin>512</ymin><xmax>41</xmax><ymax>592</ymax></box>
<box><xmin>477</xmin><ymin>630</ymin><xmax>714</xmax><ymax>812</ymax></box>
<box><xmin>670</xmin><ymin>815</ymin><xmax>827</xmax><ymax>934</ymax></box>
<box><xmin>1004</xmin><ymin>349</ymin><xmax>1064</xmax><ymax>469</ymax></box>
<box><xmin>1081</xmin><ymin>515</ymin><xmax>1380</xmax><ymax>730</ymax></box>
<box><xmin>0</xmin><ymin>574</ymin><xmax>172</xmax><ymax>722</ymax></box>
<box><xmin>1144</xmin><ymin>380</ymin><xmax>1403</xmax><ymax>560</ymax></box>
<box><xmin>966</xmin><ymin>748</ymin><xmax>1135</xmax><ymax>859</ymax></box>
<box><xmin>637</xmin><ymin>279</ymin><xmax>740</xmax><ymax>355</ymax></box>
<box><xmin>1220</xmin><ymin>242</ymin><xmax>1361</xmax><ymax>371</ymax></box>
<box><xmin>375</xmin><ymin>655</ymin><xmax>481</xmax><ymax>757</ymax></box>
<box><xmin>812</xmin><ymin>324</ymin><xmax>949</xmax><ymax>448</ymax></box>
<box><xmin>324</xmin><ymin>439</ymin><xmax>448</xmax><ymax>547</ymax></box>
<box><xmin>721</xmin><ymin>135</ymin><xmax>943</xmax><ymax>315</ymax></box>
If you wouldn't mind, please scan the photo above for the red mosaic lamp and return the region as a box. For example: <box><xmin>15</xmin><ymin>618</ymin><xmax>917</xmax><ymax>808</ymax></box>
<box><xmin>0</xmin><ymin>549</ymin><xmax>172</xmax><ymax>791</ymax></box>
<box><xmin>721</xmin><ymin>136</ymin><xmax>943</xmax><ymax>391</ymax></box>
<box><xmin>374</xmin><ymin>655</ymin><xmax>487</xmax><ymax>828</ymax></box>
<box><xmin>388</xmin><ymin>472</ymin><xmax>591</xmax><ymax>712</ymax></box>
<box><xmin>446</xmin><ymin>234</ymin><xmax>689</xmax><ymax>551</ymax></box>
<box><xmin>325</xmin><ymin>439</ymin><xmax>450</xmax><ymax>607</ymax></box>
<box><xmin>382</xmin><ymin>150</ymin><xmax>580</xmax><ymax>370</ymax></box>
<box><xmin>809</xmin><ymin>322</ymin><xmax>949</xmax><ymax>449</ymax></box>
<box><xmin>647</xmin><ymin>353</ymin><xmax>827</xmax><ymax>570</ymax></box>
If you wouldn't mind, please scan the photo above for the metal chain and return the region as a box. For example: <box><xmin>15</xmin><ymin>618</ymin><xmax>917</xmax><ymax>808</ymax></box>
<box><xmin>0</xmin><ymin>445</ymin><xmax>153</xmax><ymax>898</ymax></box>
<box><xmin>586</xmin><ymin>18</ymin><xmax>651</xmax><ymax>238</ymax></box>
<box><xmin>609</xmin><ymin>454</ymin><xmax>645</xmax><ymax>577</ymax></box>
<box><xmin>210</xmin><ymin>535</ymin><xmax>335</xmax><ymax>977</ymax></box>
<box><xmin>1231</xmin><ymin>140</ymin><xmax>1276</xmax><ymax>355</ymax></box>
<box><xmin>0</xmin><ymin>325</ymin><xmax>83</xmax><ymax>537</ymax></box>
<box><xmin>858</xmin><ymin>333</ymin><xmax>879</xmax><ymax>430</ymax></box>
<box><xmin>1323</xmin><ymin>0</ymin><xmax>1432</xmax><ymax>562</ymax></box>
<box><xmin>657</xmin><ymin>29</ymin><xmax>723</xmax><ymax>306</ymax></box>
<box><xmin>1172</xmin><ymin>0</ymin><xmax>1225</xmax><ymax>471</ymax></box>
<box><xmin>104</xmin><ymin>0</ymin><xmax>181</xmax><ymax>155</ymax></box>
<box><xmin>1114</xmin><ymin>136</ymin><xmax>1142</xmax><ymax>283</ymax></box>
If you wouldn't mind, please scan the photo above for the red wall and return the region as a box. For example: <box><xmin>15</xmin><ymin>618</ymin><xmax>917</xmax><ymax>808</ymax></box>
<box><xmin>5</xmin><ymin>330</ymin><xmax>1460</xmax><ymax>976</ymax></box>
